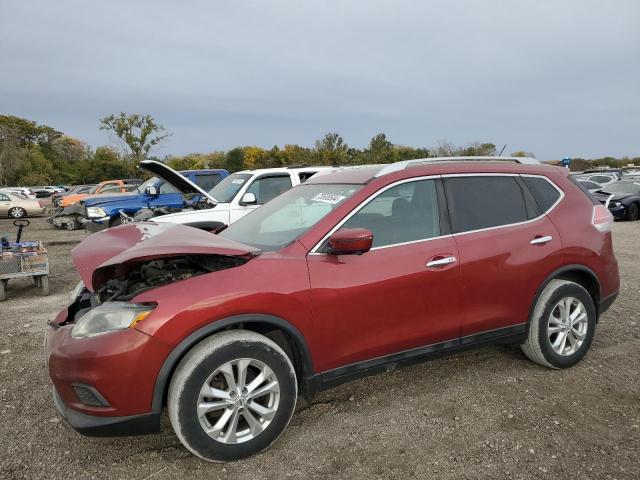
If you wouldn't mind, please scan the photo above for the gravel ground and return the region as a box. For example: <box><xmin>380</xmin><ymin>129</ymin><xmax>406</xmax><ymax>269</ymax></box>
<box><xmin>0</xmin><ymin>217</ymin><xmax>638</xmax><ymax>480</ymax></box>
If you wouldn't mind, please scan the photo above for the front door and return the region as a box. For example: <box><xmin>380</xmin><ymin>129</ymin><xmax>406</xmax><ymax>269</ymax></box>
<box><xmin>307</xmin><ymin>178</ymin><xmax>463</xmax><ymax>372</ymax></box>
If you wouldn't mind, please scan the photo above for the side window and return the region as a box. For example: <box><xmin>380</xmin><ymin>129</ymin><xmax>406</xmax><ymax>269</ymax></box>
<box><xmin>0</xmin><ymin>194</ymin><xmax>10</xmax><ymax>201</ymax></box>
<box><xmin>194</xmin><ymin>174</ymin><xmax>222</xmax><ymax>191</ymax></box>
<box><xmin>341</xmin><ymin>179</ymin><xmax>440</xmax><ymax>248</ymax></box>
<box><xmin>159</xmin><ymin>181</ymin><xmax>179</xmax><ymax>194</ymax></box>
<box><xmin>246</xmin><ymin>175</ymin><xmax>293</xmax><ymax>204</ymax></box>
<box><xmin>100</xmin><ymin>184</ymin><xmax>120</xmax><ymax>193</ymax></box>
<box><xmin>444</xmin><ymin>176</ymin><xmax>528</xmax><ymax>233</ymax></box>
<box><xmin>298</xmin><ymin>171</ymin><xmax>319</xmax><ymax>183</ymax></box>
<box><xmin>522</xmin><ymin>176</ymin><xmax>562</xmax><ymax>212</ymax></box>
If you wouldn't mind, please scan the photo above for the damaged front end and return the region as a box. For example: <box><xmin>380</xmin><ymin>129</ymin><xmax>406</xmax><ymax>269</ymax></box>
<box><xmin>96</xmin><ymin>254</ymin><xmax>247</xmax><ymax>302</ymax></box>
<box><xmin>48</xmin><ymin>203</ymin><xmax>86</xmax><ymax>230</ymax></box>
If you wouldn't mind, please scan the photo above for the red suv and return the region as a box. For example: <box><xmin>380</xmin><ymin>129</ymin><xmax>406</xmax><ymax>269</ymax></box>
<box><xmin>46</xmin><ymin>157</ymin><xmax>619</xmax><ymax>461</ymax></box>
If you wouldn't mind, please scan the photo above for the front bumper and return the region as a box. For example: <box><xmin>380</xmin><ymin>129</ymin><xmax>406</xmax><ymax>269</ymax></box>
<box><xmin>52</xmin><ymin>387</ymin><xmax>160</xmax><ymax>437</ymax></box>
<box><xmin>46</xmin><ymin>306</ymin><xmax>172</xmax><ymax>437</ymax></box>
<box><xmin>83</xmin><ymin>218</ymin><xmax>110</xmax><ymax>233</ymax></box>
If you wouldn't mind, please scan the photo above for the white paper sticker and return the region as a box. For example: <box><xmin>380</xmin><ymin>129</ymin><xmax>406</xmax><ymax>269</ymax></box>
<box><xmin>311</xmin><ymin>193</ymin><xmax>346</xmax><ymax>205</ymax></box>
<box><xmin>231</xmin><ymin>179</ymin><xmax>246</xmax><ymax>184</ymax></box>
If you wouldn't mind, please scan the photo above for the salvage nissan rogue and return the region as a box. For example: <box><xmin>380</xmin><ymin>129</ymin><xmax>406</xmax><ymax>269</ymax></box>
<box><xmin>46</xmin><ymin>157</ymin><xmax>619</xmax><ymax>462</ymax></box>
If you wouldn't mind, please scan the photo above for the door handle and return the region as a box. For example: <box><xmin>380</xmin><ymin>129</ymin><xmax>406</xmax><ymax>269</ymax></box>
<box><xmin>530</xmin><ymin>235</ymin><xmax>553</xmax><ymax>245</ymax></box>
<box><xmin>426</xmin><ymin>256</ymin><xmax>457</xmax><ymax>268</ymax></box>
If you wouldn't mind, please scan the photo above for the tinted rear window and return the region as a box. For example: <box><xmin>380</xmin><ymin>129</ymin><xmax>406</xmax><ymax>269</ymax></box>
<box><xmin>444</xmin><ymin>176</ymin><xmax>528</xmax><ymax>233</ymax></box>
<box><xmin>522</xmin><ymin>176</ymin><xmax>561</xmax><ymax>212</ymax></box>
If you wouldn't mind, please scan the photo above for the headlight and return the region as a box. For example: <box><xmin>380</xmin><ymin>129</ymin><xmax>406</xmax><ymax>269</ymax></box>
<box><xmin>69</xmin><ymin>280</ymin><xmax>85</xmax><ymax>302</ymax></box>
<box><xmin>613</xmin><ymin>202</ymin><xmax>622</xmax><ymax>207</ymax></box>
<box><xmin>86</xmin><ymin>206</ymin><xmax>107</xmax><ymax>218</ymax></box>
<box><xmin>71</xmin><ymin>302</ymin><xmax>155</xmax><ymax>339</ymax></box>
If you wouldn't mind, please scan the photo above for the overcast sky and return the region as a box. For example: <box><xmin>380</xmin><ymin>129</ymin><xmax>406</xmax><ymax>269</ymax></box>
<box><xmin>1</xmin><ymin>0</ymin><xmax>639</xmax><ymax>159</ymax></box>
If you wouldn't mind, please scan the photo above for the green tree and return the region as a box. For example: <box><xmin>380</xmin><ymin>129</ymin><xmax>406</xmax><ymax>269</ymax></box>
<box><xmin>366</xmin><ymin>133</ymin><xmax>393</xmax><ymax>164</ymax></box>
<box><xmin>315</xmin><ymin>132</ymin><xmax>348</xmax><ymax>166</ymax></box>
<box><xmin>225</xmin><ymin>147</ymin><xmax>245</xmax><ymax>172</ymax></box>
<box><xmin>99</xmin><ymin>113</ymin><xmax>170</xmax><ymax>176</ymax></box>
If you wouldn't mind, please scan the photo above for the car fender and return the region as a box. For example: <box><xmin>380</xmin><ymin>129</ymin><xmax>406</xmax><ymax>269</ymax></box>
<box><xmin>150</xmin><ymin>314</ymin><xmax>314</xmax><ymax>412</ymax></box>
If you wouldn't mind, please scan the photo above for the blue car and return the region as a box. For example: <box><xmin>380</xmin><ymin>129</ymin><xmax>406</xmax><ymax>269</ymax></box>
<box><xmin>81</xmin><ymin>161</ymin><xmax>228</xmax><ymax>232</ymax></box>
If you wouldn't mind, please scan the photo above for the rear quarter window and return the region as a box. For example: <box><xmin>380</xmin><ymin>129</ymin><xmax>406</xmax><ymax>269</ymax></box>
<box><xmin>444</xmin><ymin>176</ymin><xmax>529</xmax><ymax>233</ymax></box>
<box><xmin>521</xmin><ymin>176</ymin><xmax>562</xmax><ymax>212</ymax></box>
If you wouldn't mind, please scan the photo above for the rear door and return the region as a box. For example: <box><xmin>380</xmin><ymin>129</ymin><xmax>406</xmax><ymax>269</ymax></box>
<box><xmin>443</xmin><ymin>174</ymin><xmax>562</xmax><ymax>340</ymax></box>
<box><xmin>307</xmin><ymin>178</ymin><xmax>463</xmax><ymax>372</ymax></box>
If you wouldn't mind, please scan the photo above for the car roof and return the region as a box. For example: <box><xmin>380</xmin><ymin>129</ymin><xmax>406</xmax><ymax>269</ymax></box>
<box><xmin>306</xmin><ymin>159</ymin><xmax>562</xmax><ymax>185</ymax></box>
<box><xmin>235</xmin><ymin>166</ymin><xmax>335</xmax><ymax>175</ymax></box>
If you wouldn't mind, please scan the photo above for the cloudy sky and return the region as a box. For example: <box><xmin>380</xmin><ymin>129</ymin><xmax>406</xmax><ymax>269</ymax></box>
<box><xmin>1</xmin><ymin>0</ymin><xmax>638</xmax><ymax>159</ymax></box>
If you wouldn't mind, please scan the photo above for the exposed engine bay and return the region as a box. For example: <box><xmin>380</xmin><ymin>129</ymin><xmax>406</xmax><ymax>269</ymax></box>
<box><xmin>96</xmin><ymin>254</ymin><xmax>248</xmax><ymax>302</ymax></box>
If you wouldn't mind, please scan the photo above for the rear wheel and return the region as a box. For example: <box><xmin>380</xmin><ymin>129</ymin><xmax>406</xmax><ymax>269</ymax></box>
<box><xmin>521</xmin><ymin>279</ymin><xmax>596</xmax><ymax>368</ymax></box>
<box><xmin>9</xmin><ymin>207</ymin><xmax>26</xmax><ymax>219</ymax></box>
<box><xmin>0</xmin><ymin>280</ymin><xmax>6</xmax><ymax>301</ymax></box>
<box><xmin>627</xmin><ymin>203</ymin><xmax>639</xmax><ymax>221</ymax></box>
<box><xmin>168</xmin><ymin>330</ymin><xmax>298</xmax><ymax>462</ymax></box>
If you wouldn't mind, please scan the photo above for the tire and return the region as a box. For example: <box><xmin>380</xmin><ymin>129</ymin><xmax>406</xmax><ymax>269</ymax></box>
<box><xmin>168</xmin><ymin>330</ymin><xmax>298</xmax><ymax>462</ymax></box>
<box><xmin>0</xmin><ymin>280</ymin><xmax>6</xmax><ymax>301</ymax></box>
<box><xmin>627</xmin><ymin>203</ymin><xmax>639</xmax><ymax>221</ymax></box>
<box><xmin>521</xmin><ymin>279</ymin><xmax>596</xmax><ymax>369</ymax></box>
<box><xmin>9</xmin><ymin>207</ymin><xmax>26</xmax><ymax>219</ymax></box>
<box><xmin>109</xmin><ymin>217</ymin><xmax>122</xmax><ymax>228</ymax></box>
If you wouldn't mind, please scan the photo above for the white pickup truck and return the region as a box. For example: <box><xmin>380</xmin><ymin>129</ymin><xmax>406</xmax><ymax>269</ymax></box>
<box><xmin>151</xmin><ymin>166</ymin><xmax>336</xmax><ymax>228</ymax></box>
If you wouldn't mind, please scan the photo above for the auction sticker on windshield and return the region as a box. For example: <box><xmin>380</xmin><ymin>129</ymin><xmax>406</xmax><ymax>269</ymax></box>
<box><xmin>311</xmin><ymin>193</ymin><xmax>346</xmax><ymax>204</ymax></box>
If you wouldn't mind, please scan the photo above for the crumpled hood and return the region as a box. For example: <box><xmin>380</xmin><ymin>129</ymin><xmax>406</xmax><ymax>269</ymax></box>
<box><xmin>71</xmin><ymin>222</ymin><xmax>260</xmax><ymax>291</ymax></box>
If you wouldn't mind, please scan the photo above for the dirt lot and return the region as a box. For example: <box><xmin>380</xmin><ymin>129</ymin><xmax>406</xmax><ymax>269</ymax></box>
<box><xmin>0</xmin><ymin>217</ymin><xmax>638</xmax><ymax>480</ymax></box>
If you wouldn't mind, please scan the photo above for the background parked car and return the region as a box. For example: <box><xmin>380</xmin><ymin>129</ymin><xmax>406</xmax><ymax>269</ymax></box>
<box><xmin>0</xmin><ymin>190</ymin><xmax>46</xmax><ymax>218</ymax></box>
<box><xmin>592</xmin><ymin>180</ymin><xmax>640</xmax><ymax>220</ymax></box>
<box><xmin>577</xmin><ymin>179</ymin><xmax>604</xmax><ymax>194</ymax></box>
<box><xmin>80</xmin><ymin>164</ymin><xmax>228</xmax><ymax>231</ymax></box>
<box><xmin>574</xmin><ymin>172</ymin><xmax>619</xmax><ymax>188</ymax></box>
<box><xmin>151</xmin><ymin>165</ymin><xmax>336</xmax><ymax>229</ymax></box>
<box><xmin>0</xmin><ymin>187</ymin><xmax>36</xmax><ymax>200</ymax></box>
<box><xmin>51</xmin><ymin>184</ymin><xmax>95</xmax><ymax>207</ymax></box>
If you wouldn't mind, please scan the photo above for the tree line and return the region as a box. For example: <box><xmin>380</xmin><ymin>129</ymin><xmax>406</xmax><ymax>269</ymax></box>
<box><xmin>1</xmin><ymin>113</ymin><xmax>637</xmax><ymax>187</ymax></box>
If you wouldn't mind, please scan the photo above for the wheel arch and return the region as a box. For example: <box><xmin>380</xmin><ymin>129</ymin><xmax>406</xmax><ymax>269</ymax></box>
<box><xmin>526</xmin><ymin>264</ymin><xmax>602</xmax><ymax>336</ymax></box>
<box><xmin>151</xmin><ymin>314</ymin><xmax>315</xmax><ymax>412</ymax></box>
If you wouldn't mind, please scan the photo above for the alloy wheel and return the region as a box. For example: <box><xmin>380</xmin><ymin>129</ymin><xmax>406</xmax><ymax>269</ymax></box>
<box><xmin>547</xmin><ymin>297</ymin><xmax>588</xmax><ymax>356</ymax></box>
<box><xmin>197</xmin><ymin>358</ymin><xmax>280</xmax><ymax>444</ymax></box>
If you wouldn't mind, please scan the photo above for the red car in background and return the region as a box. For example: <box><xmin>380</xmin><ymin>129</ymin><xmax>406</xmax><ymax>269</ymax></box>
<box><xmin>46</xmin><ymin>157</ymin><xmax>619</xmax><ymax>461</ymax></box>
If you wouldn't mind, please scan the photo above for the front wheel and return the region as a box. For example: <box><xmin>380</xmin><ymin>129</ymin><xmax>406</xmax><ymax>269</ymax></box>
<box><xmin>168</xmin><ymin>330</ymin><xmax>298</xmax><ymax>462</ymax></box>
<box><xmin>627</xmin><ymin>203</ymin><xmax>639</xmax><ymax>221</ymax></box>
<box><xmin>521</xmin><ymin>279</ymin><xmax>596</xmax><ymax>369</ymax></box>
<box><xmin>9</xmin><ymin>207</ymin><xmax>26</xmax><ymax>219</ymax></box>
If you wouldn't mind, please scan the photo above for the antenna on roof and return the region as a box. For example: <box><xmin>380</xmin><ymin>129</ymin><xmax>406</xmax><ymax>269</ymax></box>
<box><xmin>498</xmin><ymin>144</ymin><xmax>507</xmax><ymax>157</ymax></box>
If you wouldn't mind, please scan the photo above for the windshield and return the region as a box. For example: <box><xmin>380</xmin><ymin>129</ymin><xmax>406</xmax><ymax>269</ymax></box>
<box><xmin>220</xmin><ymin>184</ymin><xmax>361</xmax><ymax>251</ymax></box>
<box><xmin>208</xmin><ymin>173</ymin><xmax>252</xmax><ymax>203</ymax></box>
<box><xmin>88</xmin><ymin>184</ymin><xmax>101</xmax><ymax>194</ymax></box>
<box><xmin>136</xmin><ymin>177</ymin><xmax>159</xmax><ymax>193</ymax></box>
<box><xmin>603</xmin><ymin>182</ymin><xmax>640</xmax><ymax>195</ymax></box>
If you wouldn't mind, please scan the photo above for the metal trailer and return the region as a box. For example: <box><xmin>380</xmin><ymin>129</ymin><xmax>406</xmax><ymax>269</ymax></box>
<box><xmin>0</xmin><ymin>220</ymin><xmax>50</xmax><ymax>301</ymax></box>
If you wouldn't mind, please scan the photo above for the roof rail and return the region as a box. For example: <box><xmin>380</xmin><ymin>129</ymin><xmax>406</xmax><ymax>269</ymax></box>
<box><xmin>374</xmin><ymin>156</ymin><xmax>540</xmax><ymax>177</ymax></box>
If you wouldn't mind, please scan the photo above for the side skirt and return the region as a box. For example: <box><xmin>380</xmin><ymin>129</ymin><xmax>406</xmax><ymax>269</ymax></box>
<box><xmin>307</xmin><ymin>324</ymin><xmax>526</xmax><ymax>395</ymax></box>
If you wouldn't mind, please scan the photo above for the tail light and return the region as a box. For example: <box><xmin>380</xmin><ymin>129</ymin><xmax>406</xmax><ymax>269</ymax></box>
<box><xmin>592</xmin><ymin>205</ymin><xmax>613</xmax><ymax>233</ymax></box>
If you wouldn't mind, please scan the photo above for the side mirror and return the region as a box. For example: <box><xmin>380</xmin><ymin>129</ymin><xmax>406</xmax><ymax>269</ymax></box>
<box><xmin>328</xmin><ymin>228</ymin><xmax>373</xmax><ymax>255</ymax></box>
<box><xmin>240</xmin><ymin>192</ymin><xmax>257</xmax><ymax>205</ymax></box>
<box><xmin>145</xmin><ymin>186</ymin><xmax>158</xmax><ymax>196</ymax></box>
